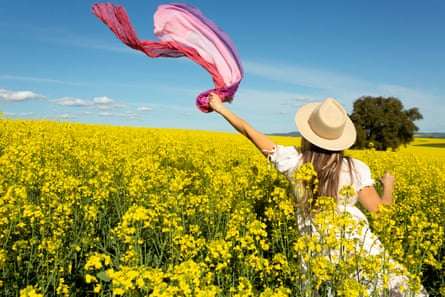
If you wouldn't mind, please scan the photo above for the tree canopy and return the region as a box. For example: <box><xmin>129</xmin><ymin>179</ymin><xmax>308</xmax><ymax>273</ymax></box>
<box><xmin>350</xmin><ymin>96</ymin><xmax>423</xmax><ymax>151</ymax></box>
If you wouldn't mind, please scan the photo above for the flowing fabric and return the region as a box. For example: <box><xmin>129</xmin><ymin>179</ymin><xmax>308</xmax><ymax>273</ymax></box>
<box><xmin>92</xmin><ymin>2</ymin><xmax>243</xmax><ymax>112</ymax></box>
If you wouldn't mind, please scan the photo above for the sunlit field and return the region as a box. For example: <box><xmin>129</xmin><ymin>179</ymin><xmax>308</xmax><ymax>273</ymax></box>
<box><xmin>0</xmin><ymin>118</ymin><xmax>444</xmax><ymax>296</ymax></box>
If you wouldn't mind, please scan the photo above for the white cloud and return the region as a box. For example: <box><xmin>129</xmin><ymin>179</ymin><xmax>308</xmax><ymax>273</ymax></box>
<box><xmin>0</xmin><ymin>88</ymin><xmax>45</xmax><ymax>102</ymax></box>
<box><xmin>233</xmin><ymin>88</ymin><xmax>313</xmax><ymax>115</ymax></box>
<box><xmin>56</xmin><ymin>113</ymin><xmax>76</xmax><ymax>119</ymax></box>
<box><xmin>94</xmin><ymin>96</ymin><xmax>113</xmax><ymax>104</ymax></box>
<box><xmin>94</xmin><ymin>104</ymin><xmax>111</xmax><ymax>110</ymax></box>
<box><xmin>3</xmin><ymin>111</ymin><xmax>35</xmax><ymax>117</ymax></box>
<box><xmin>224</xmin><ymin>59</ymin><xmax>445</xmax><ymax>133</ymax></box>
<box><xmin>137</xmin><ymin>106</ymin><xmax>153</xmax><ymax>111</ymax></box>
<box><xmin>94</xmin><ymin>102</ymin><xmax>127</xmax><ymax>110</ymax></box>
<box><xmin>74</xmin><ymin>111</ymin><xmax>94</xmax><ymax>115</ymax></box>
<box><xmin>91</xmin><ymin>96</ymin><xmax>128</xmax><ymax>110</ymax></box>
<box><xmin>49</xmin><ymin>95</ymin><xmax>127</xmax><ymax>111</ymax></box>
<box><xmin>375</xmin><ymin>84</ymin><xmax>441</xmax><ymax>107</ymax></box>
<box><xmin>98</xmin><ymin>112</ymin><xmax>139</xmax><ymax>119</ymax></box>
<box><xmin>52</xmin><ymin>97</ymin><xmax>91</xmax><ymax>106</ymax></box>
<box><xmin>110</xmin><ymin>103</ymin><xmax>127</xmax><ymax>109</ymax></box>
<box><xmin>244</xmin><ymin>60</ymin><xmax>441</xmax><ymax>105</ymax></box>
<box><xmin>242</xmin><ymin>60</ymin><xmax>442</xmax><ymax>114</ymax></box>
<box><xmin>244</xmin><ymin>61</ymin><xmax>369</xmax><ymax>93</ymax></box>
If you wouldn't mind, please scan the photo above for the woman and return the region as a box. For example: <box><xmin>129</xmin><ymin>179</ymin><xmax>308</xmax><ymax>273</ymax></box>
<box><xmin>209</xmin><ymin>94</ymin><xmax>428</xmax><ymax>296</ymax></box>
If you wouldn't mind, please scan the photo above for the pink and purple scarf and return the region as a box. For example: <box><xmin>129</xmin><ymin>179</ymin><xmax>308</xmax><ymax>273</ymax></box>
<box><xmin>92</xmin><ymin>3</ymin><xmax>243</xmax><ymax>112</ymax></box>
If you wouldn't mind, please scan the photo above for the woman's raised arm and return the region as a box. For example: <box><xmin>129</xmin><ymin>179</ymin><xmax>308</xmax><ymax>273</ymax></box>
<box><xmin>209</xmin><ymin>93</ymin><xmax>276</xmax><ymax>157</ymax></box>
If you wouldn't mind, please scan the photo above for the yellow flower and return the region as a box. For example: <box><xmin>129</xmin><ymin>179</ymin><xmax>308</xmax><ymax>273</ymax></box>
<box><xmin>19</xmin><ymin>285</ymin><xmax>43</xmax><ymax>297</ymax></box>
<box><xmin>85</xmin><ymin>274</ymin><xmax>97</xmax><ymax>284</ymax></box>
<box><xmin>93</xmin><ymin>283</ymin><xmax>102</xmax><ymax>293</ymax></box>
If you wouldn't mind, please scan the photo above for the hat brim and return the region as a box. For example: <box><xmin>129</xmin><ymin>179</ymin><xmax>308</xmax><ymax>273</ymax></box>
<box><xmin>295</xmin><ymin>102</ymin><xmax>356</xmax><ymax>151</ymax></box>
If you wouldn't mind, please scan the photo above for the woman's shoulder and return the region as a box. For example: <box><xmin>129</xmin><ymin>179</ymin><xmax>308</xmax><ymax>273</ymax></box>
<box><xmin>348</xmin><ymin>157</ymin><xmax>367</xmax><ymax>166</ymax></box>
<box><xmin>268</xmin><ymin>145</ymin><xmax>300</xmax><ymax>160</ymax></box>
<box><xmin>345</xmin><ymin>157</ymin><xmax>372</xmax><ymax>180</ymax></box>
<box><xmin>268</xmin><ymin>145</ymin><xmax>302</xmax><ymax>175</ymax></box>
<box><xmin>349</xmin><ymin>157</ymin><xmax>370</xmax><ymax>171</ymax></box>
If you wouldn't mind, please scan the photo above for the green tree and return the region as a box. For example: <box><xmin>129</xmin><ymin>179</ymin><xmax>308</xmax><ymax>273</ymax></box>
<box><xmin>350</xmin><ymin>96</ymin><xmax>423</xmax><ymax>151</ymax></box>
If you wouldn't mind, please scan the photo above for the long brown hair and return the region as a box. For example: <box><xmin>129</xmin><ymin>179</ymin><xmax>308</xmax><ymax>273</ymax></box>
<box><xmin>299</xmin><ymin>137</ymin><xmax>353</xmax><ymax>201</ymax></box>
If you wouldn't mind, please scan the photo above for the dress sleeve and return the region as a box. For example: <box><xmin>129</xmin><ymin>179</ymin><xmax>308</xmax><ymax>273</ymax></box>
<box><xmin>352</xmin><ymin>159</ymin><xmax>375</xmax><ymax>193</ymax></box>
<box><xmin>268</xmin><ymin>145</ymin><xmax>301</xmax><ymax>177</ymax></box>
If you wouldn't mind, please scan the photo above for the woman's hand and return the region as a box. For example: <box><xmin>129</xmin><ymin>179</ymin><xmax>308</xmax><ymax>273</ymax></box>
<box><xmin>379</xmin><ymin>172</ymin><xmax>395</xmax><ymax>189</ymax></box>
<box><xmin>358</xmin><ymin>172</ymin><xmax>395</xmax><ymax>213</ymax></box>
<box><xmin>209</xmin><ymin>93</ymin><xmax>225</xmax><ymax>113</ymax></box>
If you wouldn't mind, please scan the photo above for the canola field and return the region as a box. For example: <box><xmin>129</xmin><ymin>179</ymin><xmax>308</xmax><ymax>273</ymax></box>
<box><xmin>0</xmin><ymin>118</ymin><xmax>444</xmax><ymax>297</ymax></box>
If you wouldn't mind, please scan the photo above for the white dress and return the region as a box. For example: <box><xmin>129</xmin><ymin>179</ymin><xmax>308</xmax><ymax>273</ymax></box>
<box><xmin>269</xmin><ymin>145</ymin><xmax>428</xmax><ymax>297</ymax></box>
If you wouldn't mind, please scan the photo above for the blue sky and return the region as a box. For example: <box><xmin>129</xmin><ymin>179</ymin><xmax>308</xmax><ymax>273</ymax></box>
<box><xmin>1</xmin><ymin>0</ymin><xmax>444</xmax><ymax>134</ymax></box>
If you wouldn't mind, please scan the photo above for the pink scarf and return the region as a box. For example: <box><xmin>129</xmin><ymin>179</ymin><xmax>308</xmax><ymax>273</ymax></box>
<box><xmin>92</xmin><ymin>3</ymin><xmax>243</xmax><ymax>112</ymax></box>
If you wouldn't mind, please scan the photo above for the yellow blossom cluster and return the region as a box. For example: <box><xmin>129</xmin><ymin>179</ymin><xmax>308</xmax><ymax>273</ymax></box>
<box><xmin>0</xmin><ymin>117</ymin><xmax>443</xmax><ymax>296</ymax></box>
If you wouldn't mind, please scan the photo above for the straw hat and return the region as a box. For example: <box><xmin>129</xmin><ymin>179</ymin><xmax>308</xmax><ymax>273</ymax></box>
<box><xmin>295</xmin><ymin>98</ymin><xmax>356</xmax><ymax>151</ymax></box>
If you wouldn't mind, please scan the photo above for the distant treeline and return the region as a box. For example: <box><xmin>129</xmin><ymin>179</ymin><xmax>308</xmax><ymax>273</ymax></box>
<box><xmin>270</xmin><ymin>132</ymin><xmax>445</xmax><ymax>139</ymax></box>
<box><xmin>415</xmin><ymin>133</ymin><xmax>445</xmax><ymax>138</ymax></box>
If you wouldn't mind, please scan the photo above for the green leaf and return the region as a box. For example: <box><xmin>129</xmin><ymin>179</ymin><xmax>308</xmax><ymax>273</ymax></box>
<box><xmin>96</xmin><ymin>271</ymin><xmax>111</xmax><ymax>282</ymax></box>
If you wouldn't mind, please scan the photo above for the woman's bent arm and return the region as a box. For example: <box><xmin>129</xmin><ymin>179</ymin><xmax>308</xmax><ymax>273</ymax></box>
<box><xmin>209</xmin><ymin>93</ymin><xmax>276</xmax><ymax>157</ymax></box>
<box><xmin>358</xmin><ymin>172</ymin><xmax>395</xmax><ymax>213</ymax></box>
